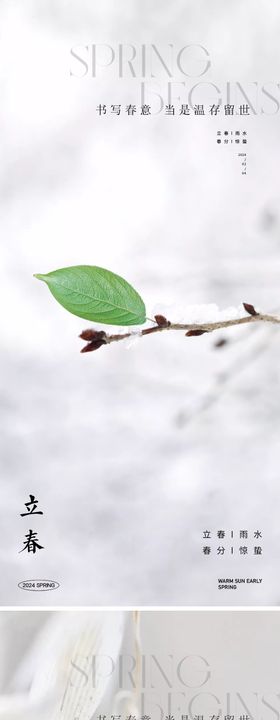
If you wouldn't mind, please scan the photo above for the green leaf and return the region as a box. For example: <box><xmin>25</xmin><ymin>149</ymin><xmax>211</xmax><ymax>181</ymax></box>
<box><xmin>34</xmin><ymin>265</ymin><xmax>146</xmax><ymax>326</ymax></box>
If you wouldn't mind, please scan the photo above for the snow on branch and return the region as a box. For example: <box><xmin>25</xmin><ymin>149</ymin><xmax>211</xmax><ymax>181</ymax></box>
<box><xmin>79</xmin><ymin>303</ymin><xmax>280</xmax><ymax>353</ymax></box>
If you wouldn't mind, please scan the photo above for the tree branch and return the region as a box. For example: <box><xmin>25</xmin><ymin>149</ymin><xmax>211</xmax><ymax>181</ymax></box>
<box><xmin>79</xmin><ymin>304</ymin><xmax>280</xmax><ymax>352</ymax></box>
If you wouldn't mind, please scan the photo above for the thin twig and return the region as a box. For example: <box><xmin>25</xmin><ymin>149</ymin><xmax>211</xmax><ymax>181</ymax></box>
<box><xmin>176</xmin><ymin>323</ymin><xmax>278</xmax><ymax>429</ymax></box>
<box><xmin>79</xmin><ymin>304</ymin><xmax>280</xmax><ymax>353</ymax></box>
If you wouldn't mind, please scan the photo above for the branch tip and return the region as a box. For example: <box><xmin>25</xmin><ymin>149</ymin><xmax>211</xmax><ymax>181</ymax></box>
<box><xmin>80</xmin><ymin>338</ymin><xmax>106</xmax><ymax>353</ymax></box>
<box><xmin>79</xmin><ymin>329</ymin><xmax>107</xmax><ymax>341</ymax></box>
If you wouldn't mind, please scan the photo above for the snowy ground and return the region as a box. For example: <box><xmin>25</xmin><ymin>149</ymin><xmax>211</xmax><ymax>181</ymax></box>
<box><xmin>1</xmin><ymin>0</ymin><xmax>280</xmax><ymax>605</ymax></box>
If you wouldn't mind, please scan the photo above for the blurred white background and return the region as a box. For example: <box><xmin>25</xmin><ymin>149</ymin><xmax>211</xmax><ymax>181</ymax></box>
<box><xmin>1</xmin><ymin>0</ymin><xmax>280</xmax><ymax>604</ymax></box>
<box><xmin>0</xmin><ymin>610</ymin><xmax>279</xmax><ymax>720</ymax></box>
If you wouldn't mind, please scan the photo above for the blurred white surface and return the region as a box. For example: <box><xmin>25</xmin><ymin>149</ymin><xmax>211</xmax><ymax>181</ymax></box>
<box><xmin>1</xmin><ymin>0</ymin><xmax>280</xmax><ymax>604</ymax></box>
<box><xmin>0</xmin><ymin>610</ymin><xmax>280</xmax><ymax>719</ymax></box>
<box><xmin>0</xmin><ymin>610</ymin><xmax>125</xmax><ymax>719</ymax></box>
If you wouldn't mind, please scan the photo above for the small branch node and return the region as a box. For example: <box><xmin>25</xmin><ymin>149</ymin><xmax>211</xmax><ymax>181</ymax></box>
<box><xmin>243</xmin><ymin>302</ymin><xmax>259</xmax><ymax>317</ymax></box>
